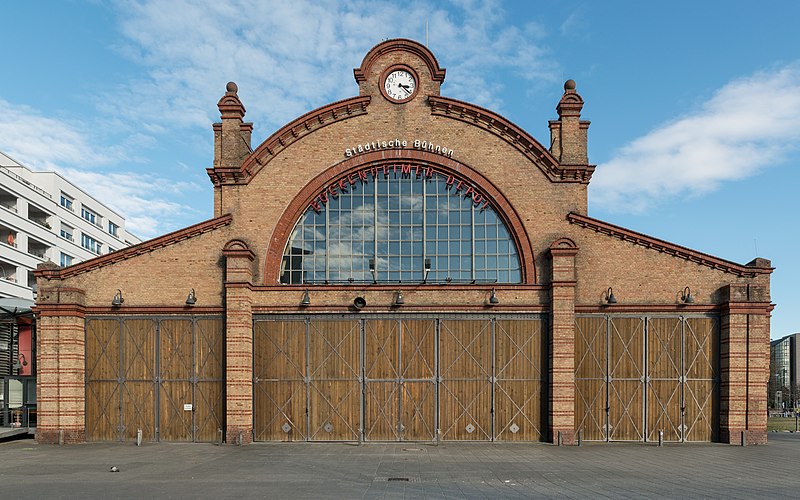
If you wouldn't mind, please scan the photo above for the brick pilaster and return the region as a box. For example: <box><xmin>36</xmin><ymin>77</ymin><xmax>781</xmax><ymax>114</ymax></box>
<box><xmin>223</xmin><ymin>239</ymin><xmax>256</xmax><ymax>444</ymax></box>
<box><xmin>34</xmin><ymin>279</ymin><xmax>87</xmax><ymax>444</ymax></box>
<box><xmin>548</xmin><ymin>238</ymin><xmax>579</xmax><ymax>445</ymax></box>
<box><xmin>720</xmin><ymin>283</ymin><xmax>771</xmax><ymax>445</ymax></box>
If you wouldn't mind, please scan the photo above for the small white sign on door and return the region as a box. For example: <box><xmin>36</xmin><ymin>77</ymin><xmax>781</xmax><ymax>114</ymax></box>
<box><xmin>183</xmin><ymin>403</ymin><xmax>193</xmax><ymax>411</ymax></box>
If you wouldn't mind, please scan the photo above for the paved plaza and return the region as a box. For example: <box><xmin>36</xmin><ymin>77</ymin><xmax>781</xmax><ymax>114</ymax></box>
<box><xmin>1</xmin><ymin>433</ymin><xmax>798</xmax><ymax>499</ymax></box>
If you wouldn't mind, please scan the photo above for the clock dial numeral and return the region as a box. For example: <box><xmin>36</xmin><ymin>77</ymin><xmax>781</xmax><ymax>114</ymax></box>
<box><xmin>384</xmin><ymin>69</ymin><xmax>416</xmax><ymax>102</ymax></box>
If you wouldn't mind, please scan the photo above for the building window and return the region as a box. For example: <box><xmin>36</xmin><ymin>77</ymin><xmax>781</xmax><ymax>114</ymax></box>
<box><xmin>107</xmin><ymin>247</ymin><xmax>115</xmax><ymax>254</ymax></box>
<box><xmin>60</xmin><ymin>252</ymin><xmax>73</xmax><ymax>267</ymax></box>
<box><xmin>108</xmin><ymin>221</ymin><xmax>119</xmax><ymax>237</ymax></box>
<box><xmin>280</xmin><ymin>169</ymin><xmax>522</xmax><ymax>284</ymax></box>
<box><xmin>81</xmin><ymin>206</ymin><xmax>99</xmax><ymax>225</ymax></box>
<box><xmin>60</xmin><ymin>193</ymin><xmax>74</xmax><ymax>211</ymax></box>
<box><xmin>81</xmin><ymin>233</ymin><xmax>101</xmax><ymax>254</ymax></box>
<box><xmin>60</xmin><ymin>225</ymin><xmax>74</xmax><ymax>242</ymax></box>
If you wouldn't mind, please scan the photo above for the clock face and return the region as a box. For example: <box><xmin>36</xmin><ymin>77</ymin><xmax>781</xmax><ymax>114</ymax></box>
<box><xmin>384</xmin><ymin>69</ymin><xmax>417</xmax><ymax>102</ymax></box>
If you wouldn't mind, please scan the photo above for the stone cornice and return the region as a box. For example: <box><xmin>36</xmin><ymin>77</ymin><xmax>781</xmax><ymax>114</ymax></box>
<box><xmin>208</xmin><ymin>96</ymin><xmax>372</xmax><ymax>187</ymax></box>
<box><xmin>36</xmin><ymin>214</ymin><xmax>233</xmax><ymax>279</ymax></box>
<box><xmin>567</xmin><ymin>213</ymin><xmax>774</xmax><ymax>277</ymax></box>
<box><xmin>428</xmin><ymin>95</ymin><xmax>596</xmax><ymax>184</ymax></box>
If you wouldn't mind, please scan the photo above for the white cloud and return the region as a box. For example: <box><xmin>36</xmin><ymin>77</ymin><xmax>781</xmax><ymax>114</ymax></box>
<box><xmin>60</xmin><ymin>168</ymin><xmax>200</xmax><ymax>239</ymax></box>
<box><xmin>109</xmin><ymin>0</ymin><xmax>557</xmax><ymax>132</ymax></box>
<box><xmin>0</xmin><ymin>99</ymin><xmax>117</xmax><ymax>169</ymax></box>
<box><xmin>3</xmin><ymin>0</ymin><xmax>556</xmax><ymax>240</ymax></box>
<box><xmin>590</xmin><ymin>63</ymin><xmax>800</xmax><ymax>212</ymax></box>
<box><xmin>0</xmin><ymin>99</ymin><xmax>200</xmax><ymax>239</ymax></box>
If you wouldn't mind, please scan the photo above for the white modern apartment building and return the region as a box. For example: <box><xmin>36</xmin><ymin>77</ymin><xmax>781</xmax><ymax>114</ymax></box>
<box><xmin>0</xmin><ymin>151</ymin><xmax>141</xmax><ymax>300</ymax></box>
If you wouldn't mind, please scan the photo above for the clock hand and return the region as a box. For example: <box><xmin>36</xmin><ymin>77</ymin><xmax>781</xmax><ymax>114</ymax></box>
<box><xmin>397</xmin><ymin>83</ymin><xmax>412</xmax><ymax>95</ymax></box>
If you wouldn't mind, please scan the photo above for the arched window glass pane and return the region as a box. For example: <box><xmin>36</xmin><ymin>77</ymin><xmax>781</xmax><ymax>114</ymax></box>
<box><xmin>280</xmin><ymin>169</ymin><xmax>521</xmax><ymax>284</ymax></box>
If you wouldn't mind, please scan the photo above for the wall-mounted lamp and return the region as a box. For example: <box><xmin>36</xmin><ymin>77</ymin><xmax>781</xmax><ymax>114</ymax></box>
<box><xmin>369</xmin><ymin>258</ymin><xmax>377</xmax><ymax>284</ymax></box>
<box><xmin>185</xmin><ymin>288</ymin><xmax>197</xmax><ymax>306</ymax></box>
<box><xmin>681</xmin><ymin>286</ymin><xmax>694</xmax><ymax>304</ymax></box>
<box><xmin>112</xmin><ymin>289</ymin><xmax>124</xmax><ymax>307</ymax></box>
<box><xmin>394</xmin><ymin>291</ymin><xmax>405</xmax><ymax>306</ymax></box>
<box><xmin>423</xmin><ymin>258</ymin><xmax>431</xmax><ymax>283</ymax></box>
<box><xmin>489</xmin><ymin>288</ymin><xmax>499</xmax><ymax>305</ymax></box>
<box><xmin>300</xmin><ymin>289</ymin><xmax>311</xmax><ymax>306</ymax></box>
<box><xmin>605</xmin><ymin>287</ymin><xmax>617</xmax><ymax>304</ymax></box>
<box><xmin>353</xmin><ymin>296</ymin><xmax>367</xmax><ymax>310</ymax></box>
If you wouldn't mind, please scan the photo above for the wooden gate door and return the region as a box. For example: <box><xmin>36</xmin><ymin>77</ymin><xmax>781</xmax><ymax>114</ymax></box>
<box><xmin>87</xmin><ymin>317</ymin><xmax>222</xmax><ymax>442</ymax></box>
<box><xmin>608</xmin><ymin>317</ymin><xmax>645</xmax><ymax>441</ymax></box>
<box><xmin>364</xmin><ymin>319</ymin><xmax>400</xmax><ymax>440</ymax></box>
<box><xmin>439</xmin><ymin>319</ymin><xmax>492</xmax><ymax>440</ymax></box>
<box><xmin>253</xmin><ymin>319</ymin><xmax>307</xmax><ymax>441</ymax></box>
<box><xmin>119</xmin><ymin>319</ymin><xmax>157</xmax><ymax>441</ymax></box>
<box><xmin>364</xmin><ymin>319</ymin><xmax>436</xmax><ymax>441</ymax></box>
<box><xmin>86</xmin><ymin>319</ymin><xmax>124</xmax><ymax>441</ymax></box>
<box><xmin>684</xmin><ymin>317</ymin><xmax>719</xmax><ymax>441</ymax></box>
<box><xmin>646</xmin><ymin>317</ymin><xmax>682</xmax><ymax>442</ymax></box>
<box><xmin>575</xmin><ymin>316</ymin><xmax>608</xmax><ymax>441</ymax></box>
<box><xmin>307</xmin><ymin>320</ymin><xmax>361</xmax><ymax>441</ymax></box>
<box><xmin>494</xmin><ymin>318</ymin><xmax>543</xmax><ymax>441</ymax></box>
<box><xmin>159</xmin><ymin>319</ymin><xmax>193</xmax><ymax>441</ymax></box>
<box><xmin>193</xmin><ymin>318</ymin><xmax>225</xmax><ymax>442</ymax></box>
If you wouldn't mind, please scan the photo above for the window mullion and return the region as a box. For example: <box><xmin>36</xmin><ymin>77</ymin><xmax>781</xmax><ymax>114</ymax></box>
<box><xmin>373</xmin><ymin>178</ymin><xmax>378</xmax><ymax>282</ymax></box>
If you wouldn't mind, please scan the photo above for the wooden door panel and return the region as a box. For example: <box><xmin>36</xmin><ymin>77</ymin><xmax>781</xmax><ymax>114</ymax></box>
<box><xmin>308</xmin><ymin>380</ymin><xmax>360</xmax><ymax>441</ymax></box>
<box><xmin>86</xmin><ymin>381</ymin><xmax>119</xmax><ymax>441</ymax></box>
<box><xmin>159</xmin><ymin>381</ymin><xmax>192</xmax><ymax>442</ymax></box>
<box><xmin>575</xmin><ymin>316</ymin><xmax>607</xmax><ymax>441</ymax></box>
<box><xmin>495</xmin><ymin>380</ymin><xmax>541</xmax><ymax>441</ymax></box>
<box><xmin>254</xmin><ymin>380</ymin><xmax>306</xmax><ymax>441</ymax></box>
<box><xmin>439</xmin><ymin>379</ymin><xmax>492</xmax><ymax>440</ymax></box>
<box><xmin>121</xmin><ymin>381</ymin><xmax>156</xmax><ymax>441</ymax></box>
<box><xmin>575</xmin><ymin>378</ymin><xmax>606</xmax><ymax>441</ymax></box>
<box><xmin>646</xmin><ymin>380</ymin><xmax>681</xmax><ymax>442</ymax></box>
<box><xmin>647</xmin><ymin>318</ymin><xmax>681</xmax><ymax>442</ymax></box>
<box><xmin>495</xmin><ymin>319</ymin><xmax>543</xmax><ymax>441</ymax></box>
<box><xmin>308</xmin><ymin>320</ymin><xmax>360</xmax><ymax>441</ymax></box>
<box><xmin>253</xmin><ymin>320</ymin><xmax>307</xmax><ymax>441</ymax></box>
<box><xmin>364</xmin><ymin>381</ymin><xmax>399</xmax><ymax>441</ymax></box>
<box><xmin>608</xmin><ymin>380</ymin><xmax>643</xmax><ymax>441</ymax></box>
<box><xmin>400</xmin><ymin>381</ymin><xmax>436</xmax><ymax>441</ymax></box>
<box><xmin>195</xmin><ymin>381</ymin><xmax>223</xmax><ymax>442</ymax></box>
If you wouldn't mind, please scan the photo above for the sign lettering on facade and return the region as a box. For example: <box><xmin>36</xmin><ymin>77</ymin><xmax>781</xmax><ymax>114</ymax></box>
<box><xmin>309</xmin><ymin>163</ymin><xmax>492</xmax><ymax>214</ymax></box>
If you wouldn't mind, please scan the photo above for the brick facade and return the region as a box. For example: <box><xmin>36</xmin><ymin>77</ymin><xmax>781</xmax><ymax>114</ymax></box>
<box><xmin>35</xmin><ymin>38</ymin><xmax>772</xmax><ymax>445</ymax></box>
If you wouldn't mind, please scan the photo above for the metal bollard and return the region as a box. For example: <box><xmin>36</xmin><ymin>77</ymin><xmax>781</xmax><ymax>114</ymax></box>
<box><xmin>136</xmin><ymin>429</ymin><xmax>142</xmax><ymax>447</ymax></box>
<box><xmin>741</xmin><ymin>430</ymin><xmax>747</xmax><ymax>446</ymax></box>
<box><xmin>658</xmin><ymin>429</ymin><xmax>663</xmax><ymax>447</ymax></box>
<box><xmin>58</xmin><ymin>429</ymin><xmax>64</xmax><ymax>446</ymax></box>
<box><xmin>577</xmin><ymin>430</ymin><xmax>582</xmax><ymax>447</ymax></box>
<box><xmin>238</xmin><ymin>431</ymin><xmax>243</xmax><ymax>446</ymax></box>
<box><xmin>217</xmin><ymin>428</ymin><xmax>223</xmax><ymax>446</ymax></box>
<box><xmin>557</xmin><ymin>431</ymin><xmax>562</xmax><ymax>446</ymax></box>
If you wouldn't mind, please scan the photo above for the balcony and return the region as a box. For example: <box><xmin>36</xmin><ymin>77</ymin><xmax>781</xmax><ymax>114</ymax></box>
<box><xmin>0</xmin><ymin>261</ymin><xmax>16</xmax><ymax>283</ymax></box>
<box><xmin>27</xmin><ymin>238</ymin><xmax>50</xmax><ymax>260</ymax></box>
<box><xmin>0</xmin><ymin>186</ymin><xmax>17</xmax><ymax>213</ymax></box>
<box><xmin>27</xmin><ymin>205</ymin><xmax>51</xmax><ymax>230</ymax></box>
<box><xmin>1</xmin><ymin>224</ymin><xmax>18</xmax><ymax>249</ymax></box>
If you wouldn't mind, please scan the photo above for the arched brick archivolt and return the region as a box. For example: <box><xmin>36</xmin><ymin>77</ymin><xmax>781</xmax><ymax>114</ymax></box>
<box><xmin>263</xmin><ymin>150</ymin><xmax>536</xmax><ymax>284</ymax></box>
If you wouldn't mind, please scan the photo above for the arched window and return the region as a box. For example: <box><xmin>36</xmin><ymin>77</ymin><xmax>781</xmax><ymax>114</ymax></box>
<box><xmin>280</xmin><ymin>168</ymin><xmax>521</xmax><ymax>284</ymax></box>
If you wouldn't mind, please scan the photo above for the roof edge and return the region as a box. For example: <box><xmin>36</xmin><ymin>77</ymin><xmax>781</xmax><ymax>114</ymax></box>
<box><xmin>37</xmin><ymin>214</ymin><xmax>233</xmax><ymax>279</ymax></box>
<box><xmin>428</xmin><ymin>96</ymin><xmax>595</xmax><ymax>184</ymax></box>
<box><xmin>567</xmin><ymin>212</ymin><xmax>774</xmax><ymax>277</ymax></box>
<box><xmin>229</xmin><ymin>96</ymin><xmax>371</xmax><ymax>183</ymax></box>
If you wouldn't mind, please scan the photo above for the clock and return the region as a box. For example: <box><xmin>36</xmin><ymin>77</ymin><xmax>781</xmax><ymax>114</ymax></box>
<box><xmin>382</xmin><ymin>67</ymin><xmax>417</xmax><ymax>103</ymax></box>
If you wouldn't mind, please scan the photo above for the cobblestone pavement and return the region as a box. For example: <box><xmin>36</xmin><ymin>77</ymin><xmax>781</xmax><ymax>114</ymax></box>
<box><xmin>2</xmin><ymin>433</ymin><xmax>798</xmax><ymax>499</ymax></box>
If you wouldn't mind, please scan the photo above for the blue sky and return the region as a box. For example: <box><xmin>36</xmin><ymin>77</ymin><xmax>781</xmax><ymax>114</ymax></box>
<box><xmin>1</xmin><ymin>0</ymin><xmax>798</xmax><ymax>338</ymax></box>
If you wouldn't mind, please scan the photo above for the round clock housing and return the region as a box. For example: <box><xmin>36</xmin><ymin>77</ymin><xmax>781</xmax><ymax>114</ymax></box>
<box><xmin>381</xmin><ymin>66</ymin><xmax>418</xmax><ymax>103</ymax></box>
